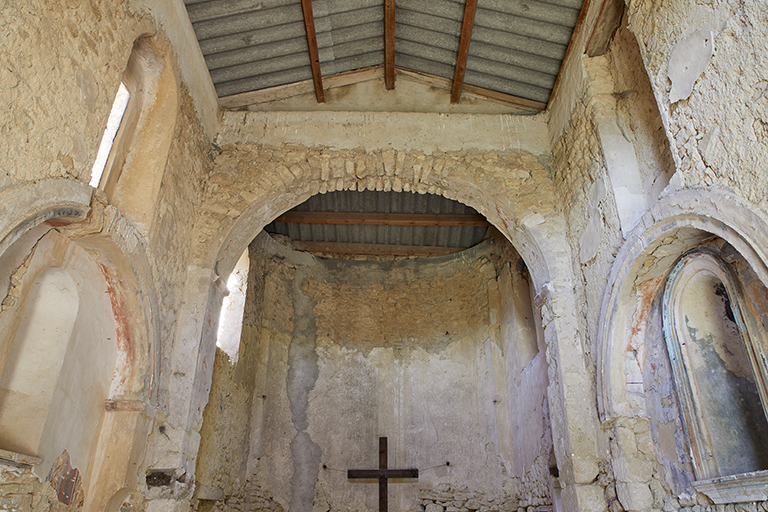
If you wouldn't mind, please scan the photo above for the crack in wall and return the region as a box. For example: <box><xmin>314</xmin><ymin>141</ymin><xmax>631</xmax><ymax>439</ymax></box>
<box><xmin>286</xmin><ymin>266</ymin><xmax>321</xmax><ymax>512</ymax></box>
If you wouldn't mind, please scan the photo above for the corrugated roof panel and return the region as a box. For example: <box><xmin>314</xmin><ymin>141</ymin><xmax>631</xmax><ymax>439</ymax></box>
<box><xmin>471</xmin><ymin>25</ymin><xmax>567</xmax><ymax>62</ymax></box>
<box><xmin>325</xmin><ymin>4</ymin><xmax>382</xmax><ymax>26</ymax></box>
<box><xmin>215</xmin><ymin>65</ymin><xmax>313</xmax><ymax>96</ymax></box>
<box><xmin>264</xmin><ymin>191</ymin><xmax>487</xmax><ymax>252</ymax></box>
<box><xmin>330</xmin><ymin>37</ymin><xmax>384</xmax><ymax>60</ymax></box>
<box><xmin>396</xmin><ymin>8</ymin><xmax>462</xmax><ymax>38</ymax></box>
<box><xmin>465</xmin><ymin>54</ymin><xmax>557</xmax><ymax>90</ymax></box>
<box><xmin>205</xmin><ymin>37</ymin><xmax>309</xmax><ymax>70</ymax></box>
<box><xmin>184</xmin><ymin>0</ymin><xmax>585</xmax><ymax>107</ymax></box>
<box><xmin>198</xmin><ymin>22</ymin><xmax>307</xmax><ymax>55</ymax></box>
<box><xmin>480</xmin><ymin>0</ymin><xmax>580</xmax><ymax>27</ymax></box>
<box><xmin>467</xmin><ymin>39</ymin><xmax>562</xmax><ymax>75</ymax></box>
<box><xmin>210</xmin><ymin>50</ymin><xmax>310</xmax><ymax>84</ymax></box>
<box><xmin>321</xmin><ymin>53</ymin><xmax>383</xmax><ymax>77</ymax></box>
<box><xmin>464</xmin><ymin>68</ymin><xmax>552</xmax><ymax>103</ymax></box>
<box><xmin>192</xmin><ymin>4</ymin><xmax>304</xmax><ymax>41</ymax></box>
<box><xmin>186</xmin><ymin>0</ymin><xmax>286</xmax><ymax>24</ymax></box>
<box><xmin>395</xmin><ymin>54</ymin><xmax>455</xmax><ymax>81</ymax></box>
<box><xmin>398</xmin><ymin>0</ymin><xmax>465</xmax><ymax>22</ymax></box>
<box><xmin>396</xmin><ymin>24</ymin><xmax>459</xmax><ymax>54</ymax></box>
<box><xmin>473</xmin><ymin>7</ymin><xmax>574</xmax><ymax>45</ymax></box>
<box><xmin>397</xmin><ymin>40</ymin><xmax>458</xmax><ymax>68</ymax></box>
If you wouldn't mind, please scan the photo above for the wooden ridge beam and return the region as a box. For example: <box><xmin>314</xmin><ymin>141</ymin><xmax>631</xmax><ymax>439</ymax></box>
<box><xmin>451</xmin><ymin>0</ymin><xmax>478</xmax><ymax>104</ymax></box>
<box><xmin>301</xmin><ymin>0</ymin><xmax>325</xmax><ymax>103</ymax></box>
<box><xmin>292</xmin><ymin>241</ymin><xmax>466</xmax><ymax>257</ymax></box>
<box><xmin>273</xmin><ymin>211</ymin><xmax>490</xmax><ymax>226</ymax></box>
<box><xmin>384</xmin><ymin>0</ymin><xmax>396</xmax><ymax>90</ymax></box>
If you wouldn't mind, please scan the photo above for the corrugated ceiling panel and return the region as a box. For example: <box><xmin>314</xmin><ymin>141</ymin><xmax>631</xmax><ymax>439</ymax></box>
<box><xmin>184</xmin><ymin>0</ymin><xmax>586</xmax><ymax>105</ymax></box>
<box><xmin>318</xmin><ymin>2</ymin><xmax>384</xmax><ymax>76</ymax></box>
<box><xmin>264</xmin><ymin>191</ymin><xmax>488</xmax><ymax>250</ymax></box>
<box><xmin>394</xmin><ymin>0</ymin><xmax>462</xmax><ymax>80</ymax></box>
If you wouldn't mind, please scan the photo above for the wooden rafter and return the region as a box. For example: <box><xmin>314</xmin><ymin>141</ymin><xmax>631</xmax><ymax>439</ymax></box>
<box><xmin>384</xmin><ymin>0</ymin><xmax>396</xmax><ymax>90</ymax></box>
<box><xmin>273</xmin><ymin>211</ymin><xmax>490</xmax><ymax>226</ymax></box>
<box><xmin>218</xmin><ymin>66</ymin><xmax>546</xmax><ymax>112</ymax></box>
<box><xmin>219</xmin><ymin>67</ymin><xmax>383</xmax><ymax>109</ymax></box>
<box><xmin>451</xmin><ymin>0</ymin><xmax>478</xmax><ymax>104</ymax></box>
<box><xmin>300</xmin><ymin>0</ymin><xmax>325</xmax><ymax>103</ymax></box>
<box><xmin>292</xmin><ymin>241</ymin><xmax>466</xmax><ymax>257</ymax></box>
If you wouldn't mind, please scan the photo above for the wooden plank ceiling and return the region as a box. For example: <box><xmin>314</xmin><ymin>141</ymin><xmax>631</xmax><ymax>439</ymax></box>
<box><xmin>184</xmin><ymin>0</ymin><xmax>585</xmax><ymax>112</ymax></box>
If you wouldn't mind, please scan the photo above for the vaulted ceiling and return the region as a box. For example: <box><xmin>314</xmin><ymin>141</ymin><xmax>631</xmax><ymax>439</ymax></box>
<box><xmin>183</xmin><ymin>0</ymin><xmax>587</xmax><ymax>113</ymax></box>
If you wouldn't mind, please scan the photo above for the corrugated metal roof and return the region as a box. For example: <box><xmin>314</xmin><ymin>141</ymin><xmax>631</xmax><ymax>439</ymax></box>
<box><xmin>184</xmin><ymin>0</ymin><xmax>584</xmax><ymax>107</ymax></box>
<box><xmin>264</xmin><ymin>190</ymin><xmax>488</xmax><ymax>249</ymax></box>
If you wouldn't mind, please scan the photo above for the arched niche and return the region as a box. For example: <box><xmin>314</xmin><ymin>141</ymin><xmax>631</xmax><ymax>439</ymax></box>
<box><xmin>0</xmin><ymin>179</ymin><xmax>159</xmax><ymax>511</ymax></box>
<box><xmin>0</xmin><ymin>268</ymin><xmax>80</xmax><ymax>456</ymax></box>
<box><xmin>662</xmin><ymin>250</ymin><xmax>768</xmax><ymax>479</ymax></box>
<box><xmin>598</xmin><ymin>188</ymin><xmax>768</xmax><ymax>421</ymax></box>
<box><xmin>597</xmin><ymin>188</ymin><xmax>768</xmax><ymax>503</ymax></box>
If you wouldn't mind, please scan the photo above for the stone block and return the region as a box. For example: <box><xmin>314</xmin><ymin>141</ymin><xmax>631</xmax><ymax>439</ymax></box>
<box><xmin>575</xmin><ymin>484</ymin><xmax>608</xmax><ymax>512</ymax></box>
<box><xmin>613</xmin><ymin>455</ymin><xmax>653</xmax><ymax>483</ymax></box>
<box><xmin>145</xmin><ymin>498</ymin><xmax>193</xmax><ymax>512</ymax></box>
<box><xmin>616</xmin><ymin>482</ymin><xmax>653</xmax><ymax>511</ymax></box>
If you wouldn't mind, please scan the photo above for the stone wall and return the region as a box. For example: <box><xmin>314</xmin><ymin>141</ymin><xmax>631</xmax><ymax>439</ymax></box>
<box><xmin>626</xmin><ymin>0</ymin><xmax>768</xmax><ymax>206</ymax></box>
<box><xmin>0</xmin><ymin>463</ymin><xmax>82</xmax><ymax>512</ymax></box>
<box><xmin>0</xmin><ymin>1</ymin><xmax>151</xmax><ymax>184</ymax></box>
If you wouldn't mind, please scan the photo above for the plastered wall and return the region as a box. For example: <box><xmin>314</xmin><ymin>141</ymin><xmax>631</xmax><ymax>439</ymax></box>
<box><xmin>625</xmin><ymin>0</ymin><xmax>768</xmax><ymax>206</ymax></box>
<box><xmin>195</xmin><ymin>232</ymin><xmax>553</xmax><ymax>512</ymax></box>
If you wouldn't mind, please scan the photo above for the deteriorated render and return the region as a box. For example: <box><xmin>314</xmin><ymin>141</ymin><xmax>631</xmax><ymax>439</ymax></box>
<box><xmin>1</xmin><ymin>0</ymin><xmax>768</xmax><ymax>511</ymax></box>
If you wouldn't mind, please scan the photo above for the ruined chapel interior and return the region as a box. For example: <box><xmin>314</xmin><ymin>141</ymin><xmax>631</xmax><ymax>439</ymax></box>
<box><xmin>1</xmin><ymin>0</ymin><xmax>768</xmax><ymax>511</ymax></box>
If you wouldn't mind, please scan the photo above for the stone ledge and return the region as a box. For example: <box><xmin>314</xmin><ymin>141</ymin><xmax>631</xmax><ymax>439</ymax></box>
<box><xmin>694</xmin><ymin>470</ymin><xmax>768</xmax><ymax>504</ymax></box>
<box><xmin>0</xmin><ymin>448</ymin><xmax>41</xmax><ymax>467</ymax></box>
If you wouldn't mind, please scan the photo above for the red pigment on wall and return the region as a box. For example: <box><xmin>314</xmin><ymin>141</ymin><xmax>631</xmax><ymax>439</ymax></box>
<box><xmin>95</xmin><ymin>260</ymin><xmax>133</xmax><ymax>388</ymax></box>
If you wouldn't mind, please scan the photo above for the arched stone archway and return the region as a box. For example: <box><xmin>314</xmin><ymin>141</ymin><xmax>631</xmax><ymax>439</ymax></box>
<box><xmin>596</xmin><ymin>187</ymin><xmax>768</xmax><ymax>508</ymax></box>
<box><xmin>166</xmin><ymin>145</ymin><xmax>604</xmax><ymax>512</ymax></box>
<box><xmin>597</xmin><ymin>188</ymin><xmax>768</xmax><ymax>421</ymax></box>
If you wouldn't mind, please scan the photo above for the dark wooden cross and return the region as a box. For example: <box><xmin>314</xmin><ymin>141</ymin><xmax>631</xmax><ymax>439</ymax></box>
<box><xmin>348</xmin><ymin>437</ymin><xmax>419</xmax><ymax>512</ymax></box>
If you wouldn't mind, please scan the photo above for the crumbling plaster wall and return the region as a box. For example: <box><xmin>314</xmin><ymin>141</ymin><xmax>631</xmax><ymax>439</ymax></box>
<box><xmin>1</xmin><ymin>0</ymin><xmax>149</xmax><ymax>185</ymax></box>
<box><xmin>1</xmin><ymin>1</ymin><xmax>216</xmax><ymax>509</ymax></box>
<box><xmin>625</xmin><ymin>0</ymin><xmax>768</xmax><ymax>206</ymax></box>
<box><xmin>546</xmin><ymin>10</ymin><xmax>682</xmax><ymax>512</ymax></box>
<box><xmin>0</xmin><ymin>0</ymin><xmax>215</xmax><ymax>189</ymax></box>
<box><xmin>555</xmin><ymin>0</ymin><xmax>768</xmax><ymax>508</ymax></box>
<box><xmin>196</xmin><ymin>233</ymin><xmax>554</xmax><ymax>512</ymax></box>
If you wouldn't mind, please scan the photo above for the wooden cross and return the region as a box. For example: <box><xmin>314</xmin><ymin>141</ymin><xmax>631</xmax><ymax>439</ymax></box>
<box><xmin>348</xmin><ymin>437</ymin><xmax>419</xmax><ymax>512</ymax></box>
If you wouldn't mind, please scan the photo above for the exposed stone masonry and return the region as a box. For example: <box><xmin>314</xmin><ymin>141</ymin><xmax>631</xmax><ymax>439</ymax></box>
<box><xmin>0</xmin><ymin>463</ymin><xmax>83</xmax><ymax>512</ymax></box>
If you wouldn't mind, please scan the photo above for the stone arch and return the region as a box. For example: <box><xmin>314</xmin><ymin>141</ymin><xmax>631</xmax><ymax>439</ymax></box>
<box><xmin>198</xmin><ymin>148</ymin><xmax>558</xmax><ymax>287</ymax></box>
<box><xmin>0</xmin><ymin>179</ymin><xmax>159</xmax><ymax>510</ymax></box>
<box><xmin>597</xmin><ymin>187</ymin><xmax>768</xmax><ymax>421</ymax></box>
<box><xmin>178</xmin><ymin>147</ymin><xmax>597</xmax><ymax>504</ymax></box>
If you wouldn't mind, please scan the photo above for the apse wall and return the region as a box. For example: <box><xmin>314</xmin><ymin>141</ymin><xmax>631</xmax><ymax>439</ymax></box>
<box><xmin>195</xmin><ymin>231</ymin><xmax>552</xmax><ymax>512</ymax></box>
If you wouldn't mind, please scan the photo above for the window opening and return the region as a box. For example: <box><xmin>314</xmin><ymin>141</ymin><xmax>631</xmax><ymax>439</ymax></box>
<box><xmin>216</xmin><ymin>249</ymin><xmax>249</xmax><ymax>361</ymax></box>
<box><xmin>89</xmin><ymin>83</ymin><xmax>130</xmax><ymax>188</ymax></box>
